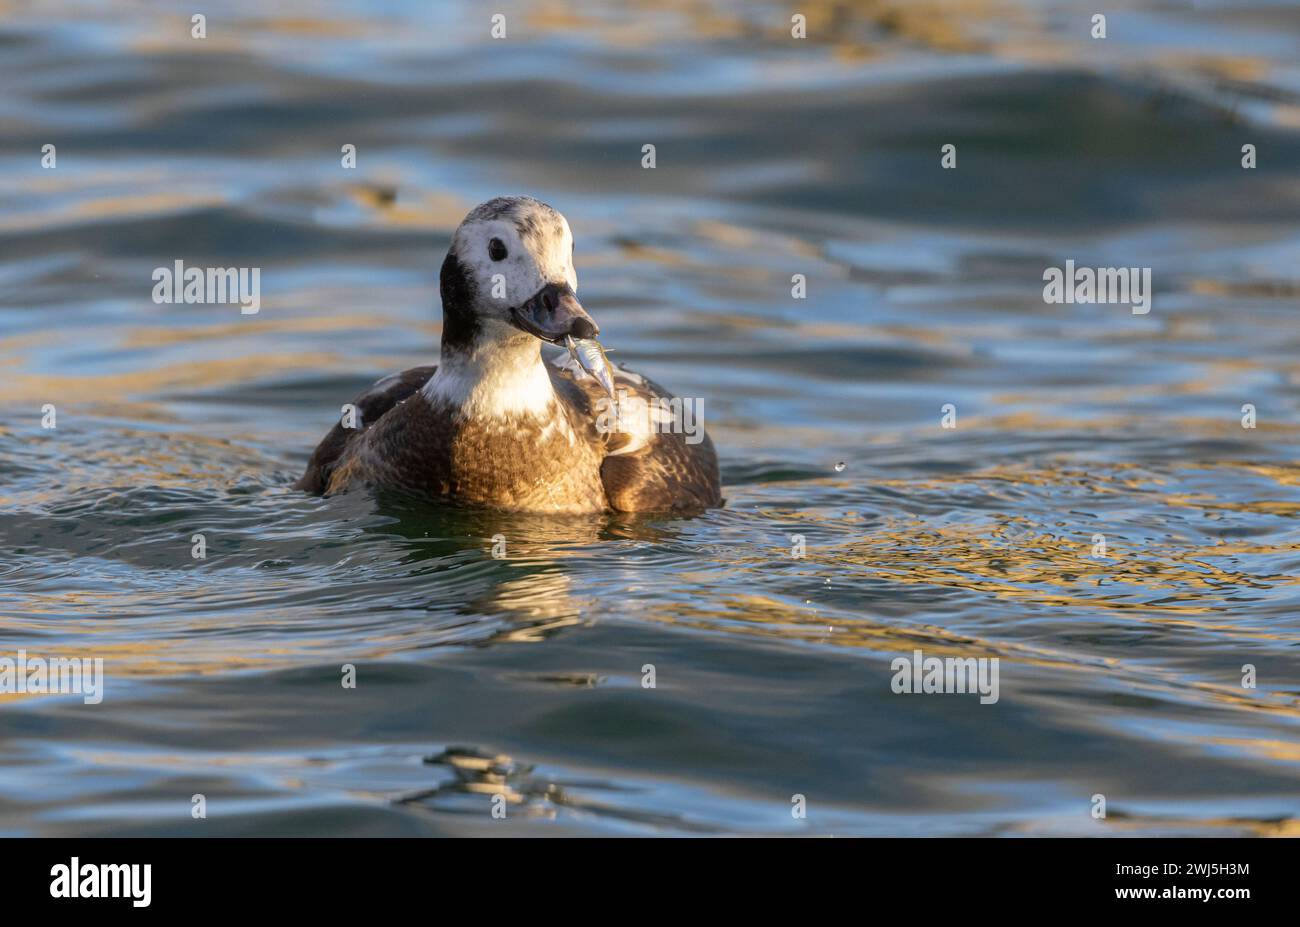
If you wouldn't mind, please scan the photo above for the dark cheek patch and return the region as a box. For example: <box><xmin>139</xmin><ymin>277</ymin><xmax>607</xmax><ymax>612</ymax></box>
<box><xmin>439</xmin><ymin>252</ymin><xmax>481</xmax><ymax>350</ymax></box>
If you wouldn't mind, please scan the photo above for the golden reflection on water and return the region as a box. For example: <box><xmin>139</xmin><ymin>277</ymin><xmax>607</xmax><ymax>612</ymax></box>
<box><xmin>6</xmin><ymin>353</ymin><xmax>337</xmax><ymax>404</ymax></box>
<box><xmin>1012</xmin><ymin>812</ymin><xmax>1300</xmax><ymax>838</ymax></box>
<box><xmin>0</xmin><ymin>189</ymin><xmax>228</xmax><ymax>234</ymax></box>
<box><xmin>5</xmin><ymin>451</ymin><xmax>1296</xmax><ymax>673</ymax></box>
<box><xmin>0</xmin><ymin>559</ymin><xmax>590</xmax><ymax>690</ymax></box>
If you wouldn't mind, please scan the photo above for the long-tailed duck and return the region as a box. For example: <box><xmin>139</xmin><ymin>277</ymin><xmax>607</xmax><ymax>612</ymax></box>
<box><xmin>296</xmin><ymin>195</ymin><xmax>722</xmax><ymax>514</ymax></box>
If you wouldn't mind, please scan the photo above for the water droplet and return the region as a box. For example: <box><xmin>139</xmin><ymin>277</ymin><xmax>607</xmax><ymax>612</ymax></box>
<box><xmin>834</xmin><ymin>461</ymin><xmax>846</xmax><ymax>472</ymax></box>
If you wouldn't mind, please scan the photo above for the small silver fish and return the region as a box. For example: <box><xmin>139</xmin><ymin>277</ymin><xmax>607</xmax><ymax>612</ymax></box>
<box><xmin>565</xmin><ymin>335</ymin><xmax>618</xmax><ymax>402</ymax></box>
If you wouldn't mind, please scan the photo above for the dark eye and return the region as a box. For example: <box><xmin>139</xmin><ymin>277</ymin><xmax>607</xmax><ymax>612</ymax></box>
<box><xmin>488</xmin><ymin>238</ymin><xmax>508</xmax><ymax>261</ymax></box>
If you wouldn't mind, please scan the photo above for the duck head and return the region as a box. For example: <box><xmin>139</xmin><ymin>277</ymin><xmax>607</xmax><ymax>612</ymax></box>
<box><xmin>439</xmin><ymin>195</ymin><xmax>598</xmax><ymax>353</ymax></box>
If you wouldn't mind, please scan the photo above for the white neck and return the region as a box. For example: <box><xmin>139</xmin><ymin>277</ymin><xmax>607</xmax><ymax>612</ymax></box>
<box><xmin>422</xmin><ymin>333</ymin><xmax>557</xmax><ymax>420</ymax></box>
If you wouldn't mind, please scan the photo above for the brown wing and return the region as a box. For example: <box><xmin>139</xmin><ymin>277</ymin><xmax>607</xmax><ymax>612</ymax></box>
<box><xmin>548</xmin><ymin>355</ymin><xmax>722</xmax><ymax>513</ymax></box>
<box><xmin>294</xmin><ymin>366</ymin><xmax>437</xmax><ymax>494</ymax></box>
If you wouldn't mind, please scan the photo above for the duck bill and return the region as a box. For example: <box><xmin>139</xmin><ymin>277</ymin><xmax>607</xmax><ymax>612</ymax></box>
<box><xmin>510</xmin><ymin>282</ymin><xmax>599</xmax><ymax>344</ymax></box>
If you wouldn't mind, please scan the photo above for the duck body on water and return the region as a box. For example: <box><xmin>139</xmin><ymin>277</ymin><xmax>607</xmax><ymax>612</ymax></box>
<box><xmin>297</xmin><ymin>196</ymin><xmax>722</xmax><ymax>514</ymax></box>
